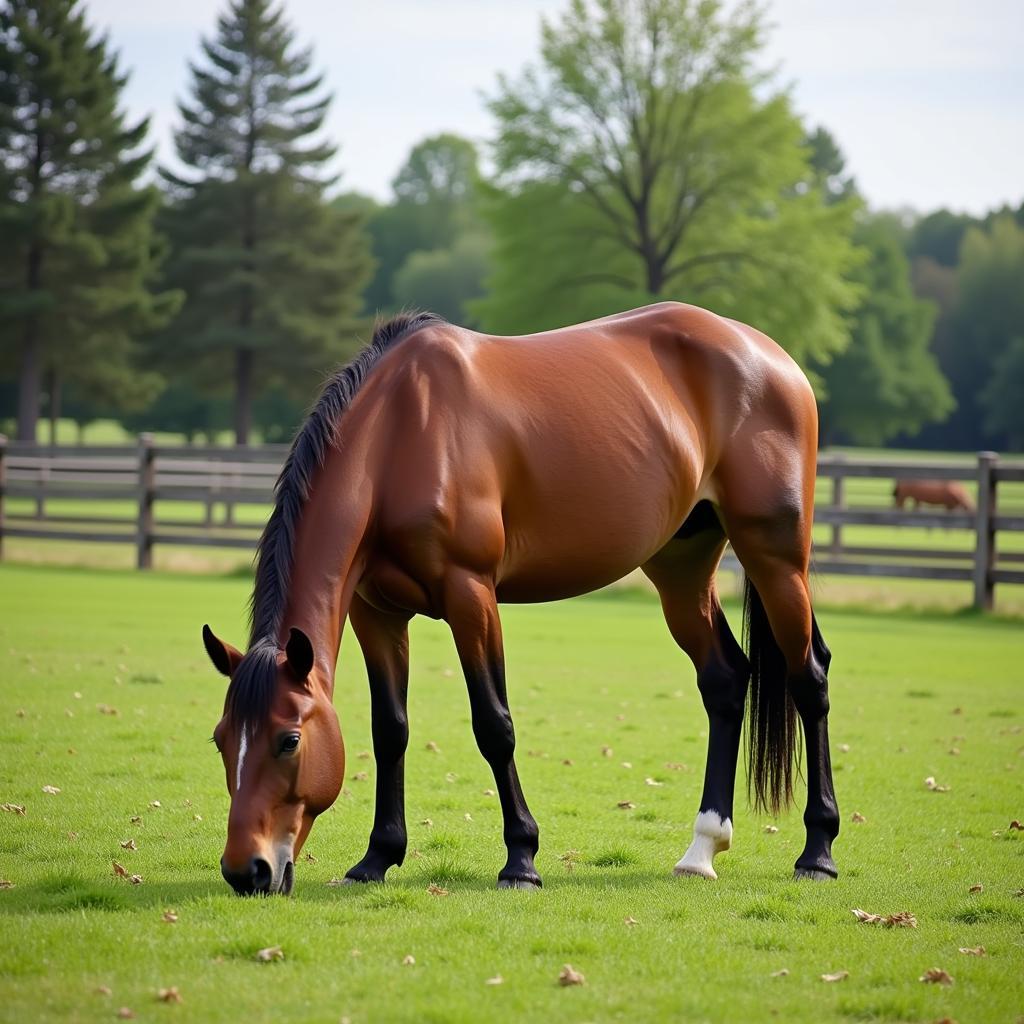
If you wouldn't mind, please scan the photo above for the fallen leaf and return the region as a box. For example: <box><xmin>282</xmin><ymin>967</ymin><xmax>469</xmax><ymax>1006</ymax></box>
<box><xmin>821</xmin><ymin>971</ymin><xmax>849</xmax><ymax>983</ymax></box>
<box><xmin>949</xmin><ymin>747</ymin><xmax>960</xmax><ymax>756</ymax></box>
<box><xmin>924</xmin><ymin>776</ymin><xmax>950</xmax><ymax>792</ymax></box>
<box><xmin>771</xmin><ymin>968</ymin><xmax>789</xmax><ymax>978</ymax></box>
<box><xmin>41</xmin><ymin>785</ymin><xmax>61</xmax><ymax>795</ymax></box>
<box><xmin>15</xmin><ymin>708</ymin><xmax>26</xmax><ymax>717</ymax></box>
<box><xmin>130</xmin><ymin>815</ymin><xmax>142</xmax><ymax>824</ymax></box>
<box><xmin>968</xmin><ymin>883</ymin><xmax>984</xmax><ymax>893</ymax></box>
<box><xmin>559</xmin><ymin>850</ymin><xmax>581</xmax><ymax>872</ymax></box>
<box><xmin>356</xmin><ymin>750</ymin><xmax>370</xmax><ymax>759</ymax></box>
<box><xmin>838</xmin><ymin>743</ymin><xmax>850</xmax><ymax>753</ymax></box>
<box><xmin>130</xmin><ymin>874</ymin><xmax>143</xmax><ymax>885</ymax></box>
<box><xmin>624</xmin><ymin>916</ymin><xmax>638</xmax><ymax>926</ymax></box>
<box><xmin>149</xmin><ymin>800</ymin><xmax>161</xmax><ymax>808</ymax></box>
<box><xmin>120</xmin><ymin>839</ymin><xmax>137</xmax><ymax>851</ymax></box>
<box><xmin>427</xmin><ymin>884</ymin><xmax>449</xmax><ymax>896</ymax></box>
<box><xmin>851</xmin><ymin>909</ymin><xmax>917</xmax><ymax>928</ymax></box>
<box><xmin>952</xmin><ymin>707</ymin><xmax>962</xmax><ymax>715</ymax></box>
<box><xmin>420</xmin><ymin>818</ymin><xmax>433</xmax><ymax>827</ymax></box>
<box><xmin>919</xmin><ymin>967</ymin><xmax>953</xmax><ymax>986</ymax></box>
<box><xmin>665</xmin><ymin>762</ymin><xmax>688</xmax><ymax>771</ymax></box>
<box><xmin>116</xmin><ymin>1009</ymin><xmax>136</xmax><ymax>1020</ymax></box>
<box><xmin>402</xmin><ymin>954</ymin><xmax>416</xmax><ymax>966</ymax></box>
<box><xmin>1014</xmin><ymin>888</ymin><xmax>1024</xmax><ymax>898</ymax></box>
<box><xmin>0</xmin><ymin>880</ymin><xmax>14</xmax><ymax>890</ymax></box>
<box><xmin>326</xmin><ymin>878</ymin><xmax>347</xmax><ymax>887</ymax></box>
<box><xmin>193</xmin><ymin>814</ymin><xmax>202</xmax><ymax>821</ymax></box>
<box><xmin>304</xmin><ymin>852</ymin><xmax>316</xmax><ymax>863</ymax></box>
<box><xmin>95</xmin><ymin>986</ymin><xmax>111</xmax><ymax>996</ymax></box>
<box><xmin>562</xmin><ymin>759</ymin><xmax>574</xmax><ymax>766</ymax></box>
<box><xmin>112</xmin><ymin>861</ymin><xmax>129</xmax><ymax>878</ymax></box>
<box><xmin>644</xmin><ymin>777</ymin><xmax>663</xmax><ymax>787</ymax></box>
<box><xmin>485</xmin><ymin>974</ymin><xmax>503</xmax><ymax>986</ymax></box>
<box><xmin>351</xmin><ymin>949</ymin><xmax>361</xmax><ymax>958</ymax></box>
<box><xmin>255</xmin><ymin>946</ymin><xmax>284</xmax><ymax>962</ymax></box>
<box><xmin>764</xmin><ymin>825</ymin><xmax>779</xmax><ymax>834</ymax></box>
<box><xmin>958</xmin><ymin>946</ymin><xmax>986</xmax><ymax>956</ymax></box>
<box><xmin>97</xmin><ymin>704</ymin><xmax>119</xmax><ymax>716</ymax></box>
<box><xmin>601</xmin><ymin>746</ymin><xmax>613</xmax><ymax>757</ymax></box>
<box><xmin>1</xmin><ymin>803</ymin><xmax>25</xmax><ymax>815</ymax></box>
<box><xmin>558</xmin><ymin>964</ymin><xmax>585</xmax><ymax>986</ymax></box>
<box><xmin>1009</xmin><ymin>820</ymin><xmax>1024</xmax><ymax>831</ymax></box>
<box><xmin>445</xmin><ymin>772</ymin><xmax>458</xmax><ymax>783</ymax></box>
<box><xmin>621</xmin><ymin>761</ymin><xmax>633</xmax><ymax>768</ymax></box>
<box><xmin>851</xmin><ymin>812</ymin><xmax>866</xmax><ymax>823</ymax></box>
<box><xmin>352</xmin><ymin>772</ymin><xmax>368</xmax><ymax>782</ymax></box>
<box><xmin>163</xmin><ymin>910</ymin><xmax>178</xmax><ymax>923</ymax></box>
<box><xmin>483</xmin><ymin>788</ymin><xmax>496</xmax><ymax>797</ymax></box>
<box><xmin>425</xmin><ymin>741</ymin><xmax>440</xmax><ymax>753</ymax></box>
<box><xmin>617</xmin><ymin>800</ymin><xmax>635</xmax><ymax>809</ymax></box>
<box><xmin>156</xmin><ymin>987</ymin><xmax>182</xmax><ymax>1004</ymax></box>
<box><xmin>464</xmin><ymin>813</ymin><xmax>473</xmax><ymax>821</ymax></box>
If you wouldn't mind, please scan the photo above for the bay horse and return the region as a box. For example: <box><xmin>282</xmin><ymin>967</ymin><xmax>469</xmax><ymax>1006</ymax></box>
<box><xmin>203</xmin><ymin>302</ymin><xmax>839</xmax><ymax>895</ymax></box>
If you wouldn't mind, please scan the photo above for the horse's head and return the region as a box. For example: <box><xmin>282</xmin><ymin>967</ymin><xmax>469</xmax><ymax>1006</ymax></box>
<box><xmin>202</xmin><ymin>624</ymin><xmax>344</xmax><ymax>895</ymax></box>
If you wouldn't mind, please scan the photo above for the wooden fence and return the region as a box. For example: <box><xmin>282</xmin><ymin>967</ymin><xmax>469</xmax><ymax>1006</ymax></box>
<box><xmin>1</xmin><ymin>437</ymin><xmax>1023</xmax><ymax>609</ymax></box>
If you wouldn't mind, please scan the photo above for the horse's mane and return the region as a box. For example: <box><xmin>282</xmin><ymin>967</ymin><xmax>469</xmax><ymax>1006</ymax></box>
<box><xmin>224</xmin><ymin>310</ymin><xmax>445</xmax><ymax>732</ymax></box>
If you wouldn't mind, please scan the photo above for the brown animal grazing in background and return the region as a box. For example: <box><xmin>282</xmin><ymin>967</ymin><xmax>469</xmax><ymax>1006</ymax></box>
<box><xmin>893</xmin><ymin>480</ymin><xmax>974</xmax><ymax>512</ymax></box>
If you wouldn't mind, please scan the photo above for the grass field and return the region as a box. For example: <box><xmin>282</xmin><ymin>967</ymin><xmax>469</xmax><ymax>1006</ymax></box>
<box><xmin>1</xmin><ymin>564</ymin><xmax>1022</xmax><ymax>1023</ymax></box>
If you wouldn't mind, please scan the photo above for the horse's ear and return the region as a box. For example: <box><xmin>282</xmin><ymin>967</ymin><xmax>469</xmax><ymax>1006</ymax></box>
<box><xmin>202</xmin><ymin>624</ymin><xmax>243</xmax><ymax>678</ymax></box>
<box><xmin>285</xmin><ymin>627</ymin><xmax>315</xmax><ymax>681</ymax></box>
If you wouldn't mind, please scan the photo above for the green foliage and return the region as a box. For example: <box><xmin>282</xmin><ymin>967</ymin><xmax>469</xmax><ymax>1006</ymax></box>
<box><xmin>0</xmin><ymin>0</ymin><xmax>179</xmax><ymax>440</ymax></box>
<box><xmin>158</xmin><ymin>0</ymin><xmax>371</xmax><ymax>443</ymax></box>
<box><xmin>474</xmin><ymin>0</ymin><xmax>861</xmax><ymax>371</ymax></box>
<box><xmin>391</xmin><ymin>232</ymin><xmax>490</xmax><ymax>325</ymax></box>
<box><xmin>818</xmin><ymin>216</ymin><xmax>953</xmax><ymax>445</ymax></box>
<box><xmin>981</xmin><ymin>338</ymin><xmax>1024</xmax><ymax>450</ymax></box>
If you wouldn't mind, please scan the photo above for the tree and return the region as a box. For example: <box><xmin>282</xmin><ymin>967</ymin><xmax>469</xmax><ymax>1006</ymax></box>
<box><xmin>804</xmin><ymin>125</ymin><xmax>856</xmax><ymax>206</ymax></box>
<box><xmin>391</xmin><ymin>232</ymin><xmax>490</xmax><ymax>325</ymax></box>
<box><xmin>0</xmin><ymin>0</ymin><xmax>178</xmax><ymax>440</ymax></box>
<box><xmin>817</xmin><ymin>217</ymin><xmax>953</xmax><ymax>445</ymax></box>
<box><xmin>982</xmin><ymin>338</ymin><xmax>1024</xmax><ymax>450</ymax></box>
<box><xmin>474</xmin><ymin>0</ymin><xmax>861</xmax><ymax>370</ymax></box>
<box><xmin>160</xmin><ymin>0</ymin><xmax>371</xmax><ymax>444</ymax></box>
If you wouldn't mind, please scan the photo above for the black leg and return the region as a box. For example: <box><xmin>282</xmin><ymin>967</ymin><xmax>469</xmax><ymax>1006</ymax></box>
<box><xmin>790</xmin><ymin>616</ymin><xmax>839</xmax><ymax>879</ymax></box>
<box><xmin>345</xmin><ymin>594</ymin><xmax>411</xmax><ymax>884</ymax></box>
<box><xmin>445</xmin><ymin>572</ymin><xmax>540</xmax><ymax>888</ymax></box>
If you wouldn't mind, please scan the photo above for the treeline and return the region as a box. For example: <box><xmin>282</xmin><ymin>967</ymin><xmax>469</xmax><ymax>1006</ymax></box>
<box><xmin>1</xmin><ymin>0</ymin><xmax>1022</xmax><ymax>450</ymax></box>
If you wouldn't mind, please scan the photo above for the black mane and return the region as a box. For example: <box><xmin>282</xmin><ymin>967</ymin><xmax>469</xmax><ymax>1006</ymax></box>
<box><xmin>225</xmin><ymin>311</ymin><xmax>445</xmax><ymax>731</ymax></box>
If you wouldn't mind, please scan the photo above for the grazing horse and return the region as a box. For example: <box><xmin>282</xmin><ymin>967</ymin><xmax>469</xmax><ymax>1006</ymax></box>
<box><xmin>203</xmin><ymin>302</ymin><xmax>839</xmax><ymax>895</ymax></box>
<box><xmin>893</xmin><ymin>479</ymin><xmax>974</xmax><ymax>512</ymax></box>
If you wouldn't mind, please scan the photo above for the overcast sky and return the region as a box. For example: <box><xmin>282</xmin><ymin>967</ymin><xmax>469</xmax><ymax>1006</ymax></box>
<box><xmin>87</xmin><ymin>0</ymin><xmax>1023</xmax><ymax>215</ymax></box>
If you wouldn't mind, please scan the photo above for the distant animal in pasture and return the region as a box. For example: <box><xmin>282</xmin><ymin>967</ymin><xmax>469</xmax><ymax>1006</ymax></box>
<box><xmin>893</xmin><ymin>480</ymin><xmax>974</xmax><ymax>512</ymax></box>
<box><xmin>201</xmin><ymin>302</ymin><xmax>839</xmax><ymax>895</ymax></box>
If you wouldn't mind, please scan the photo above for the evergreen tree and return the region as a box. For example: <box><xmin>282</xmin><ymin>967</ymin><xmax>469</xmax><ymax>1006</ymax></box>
<box><xmin>160</xmin><ymin>0</ymin><xmax>371</xmax><ymax>444</ymax></box>
<box><xmin>0</xmin><ymin>0</ymin><xmax>178</xmax><ymax>441</ymax></box>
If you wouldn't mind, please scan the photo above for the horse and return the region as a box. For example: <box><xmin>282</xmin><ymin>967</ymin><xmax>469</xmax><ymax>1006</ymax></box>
<box><xmin>202</xmin><ymin>302</ymin><xmax>839</xmax><ymax>895</ymax></box>
<box><xmin>893</xmin><ymin>479</ymin><xmax>974</xmax><ymax>512</ymax></box>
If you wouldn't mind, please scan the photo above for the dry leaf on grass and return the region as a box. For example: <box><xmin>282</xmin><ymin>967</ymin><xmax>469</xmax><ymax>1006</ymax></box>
<box><xmin>771</xmin><ymin>968</ymin><xmax>789</xmax><ymax>978</ymax></box>
<box><xmin>425</xmin><ymin>741</ymin><xmax>440</xmax><ymax>753</ymax></box>
<box><xmin>924</xmin><ymin>777</ymin><xmax>950</xmax><ymax>792</ymax></box>
<box><xmin>129</xmin><ymin>815</ymin><xmax>142</xmax><ymax>824</ymax></box>
<box><xmin>326</xmin><ymin>878</ymin><xmax>346</xmax><ymax>887</ymax></box>
<box><xmin>821</xmin><ymin>971</ymin><xmax>849</xmax><ymax>983</ymax></box>
<box><xmin>97</xmin><ymin>704</ymin><xmax>119</xmax><ymax>716</ymax></box>
<box><xmin>116</xmin><ymin>1009</ymin><xmax>136</xmax><ymax>1020</ymax></box>
<box><xmin>0</xmin><ymin>880</ymin><xmax>15</xmax><ymax>890</ymax></box>
<box><xmin>621</xmin><ymin>761</ymin><xmax>633</xmax><ymax>769</ymax></box>
<box><xmin>149</xmin><ymin>800</ymin><xmax>161</xmax><ymax>808</ymax></box>
<box><xmin>919</xmin><ymin>968</ymin><xmax>953</xmax><ymax>986</ymax></box>
<box><xmin>402</xmin><ymin>955</ymin><xmax>416</xmax><ymax>966</ymax></box>
<box><xmin>968</xmin><ymin>883</ymin><xmax>984</xmax><ymax>893</ymax></box>
<box><xmin>1014</xmin><ymin>888</ymin><xmax>1024</xmax><ymax>898</ymax></box>
<box><xmin>644</xmin><ymin>777</ymin><xmax>663</xmax><ymax>787</ymax></box>
<box><xmin>764</xmin><ymin>825</ymin><xmax>779</xmax><ymax>834</ymax></box>
<box><xmin>483</xmin><ymin>788</ymin><xmax>496</xmax><ymax>797</ymax></box>
<box><xmin>949</xmin><ymin>747</ymin><xmax>960</xmax><ymax>756</ymax></box>
<box><xmin>120</xmin><ymin>839</ymin><xmax>137</xmax><ymax>851</ymax></box>
<box><xmin>156</xmin><ymin>987</ymin><xmax>182</xmax><ymax>1004</ymax></box>
<box><xmin>624</xmin><ymin>916</ymin><xmax>638</xmax><ymax>926</ymax></box>
<box><xmin>95</xmin><ymin>986</ymin><xmax>112</xmax><ymax>996</ymax></box>
<box><xmin>958</xmin><ymin>946</ymin><xmax>985</xmax><ymax>956</ymax></box>
<box><xmin>559</xmin><ymin>850</ymin><xmax>581</xmax><ymax>872</ymax></box>
<box><xmin>304</xmin><ymin>852</ymin><xmax>316</xmax><ymax>863</ymax></box>
<box><xmin>485</xmin><ymin>975</ymin><xmax>503</xmax><ymax>986</ymax></box>
<box><xmin>558</xmin><ymin>964</ymin><xmax>585</xmax><ymax>986</ymax></box>
<box><xmin>163</xmin><ymin>911</ymin><xmax>178</xmax><ymax>923</ymax></box>
<box><xmin>352</xmin><ymin>772</ymin><xmax>368</xmax><ymax>782</ymax></box>
<box><xmin>41</xmin><ymin>785</ymin><xmax>60</xmax><ymax>795</ymax></box>
<box><xmin>665</xmin><ymin>762</ymin><xmax>687</xmax><ymax>771</ymax></box>
<box><xmin>601</xmin><ymin>746</ymin><xmax>613</xmax><ymax>758</ymax></box>
<box><xmin>851</xmin><ymin>812</ymin><xmax>866</xmax><ymax>823</ymax></box>
<box><xmin>838</xmin><ymin>743</ymin><xmax>850</xmax><ymax>753</ymax></box>
<box><xmin>464</xmin><ymin>813</ymin><xmax>473</xmax><ymax>821</ymax></box>
<box><xmin>427</xmin><ymin>884</ymin><xmax>449</xmax><ymax>896</ymax></box>
<box><xmin>420</xmin><ymin>818</ymin><xmax>433</xmax><ymax>827</ymax></box>
<box><xmin>15</xmin><ymin>708</ymin><xmax>26</xmax><ymax>717</ymax></box>
<box><xmin>1</xmin><ymin>803</ymin><xmax>26</xmax><ymax>815</ymax></box>
<box><xmin>617</xmin><ymin>800</ymin><xmax>635</xmax><ymax>810</ymax></box>
<box><xmin>112</xmin><ymin>861</ymin><xmax>129</xmax><ymax>878</ymax></box>
<box><xmin>255</xmin><ymin>946</ymin><xmax>284</xmax><ymax>963</ymax></box>
<box><xmin>1009</xmin><ymin>820</ymin><xmax>1024</xmax><ymax>831</ymax></box>
<box><xmin>562</xmin><ymin>759</ymin><xmax>574</xmax><ymax>766</ymax></box>
<box><xmin>356</xmin><ymin>750</ymin><xmax>370</xmax><ymax>759</ymax></box>
<box><xmin>851</xmin><ymin>909</ymin><xmax>917</xmax><ymax>928</ymax></box>
<box><xmin>445</xmin><ymin>772</ymin><xmax>458</xmax><ymax>782</ymax></box>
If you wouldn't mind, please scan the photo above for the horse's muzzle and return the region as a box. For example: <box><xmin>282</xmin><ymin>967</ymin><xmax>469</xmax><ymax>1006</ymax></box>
<box><xmin>221</xmin><ymin>856</ymin><xmax>293</xmax><ymax>896</ymax></box>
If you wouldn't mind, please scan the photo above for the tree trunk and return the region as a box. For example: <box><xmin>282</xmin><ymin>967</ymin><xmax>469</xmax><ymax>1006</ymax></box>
<box><xmin>47</xmin><ymin>368</ymin><xmax>62</xmax><ymax>446</ymax></box>
<box><xmin>234</xmin><ymin>348</ymin><xmax>253</xmax><ymax>446</ymax></box>
<box><xmin>16</xmin><ymin>243</ymin><xmax>44</xmax><ymax>442</ymax></box>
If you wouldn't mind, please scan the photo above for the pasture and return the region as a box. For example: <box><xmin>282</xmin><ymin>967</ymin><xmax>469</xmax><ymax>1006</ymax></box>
<box><xmin>1</xmin><ymin>564</ymin><xmax>1022</xmax><ymax>1023</ymax></box>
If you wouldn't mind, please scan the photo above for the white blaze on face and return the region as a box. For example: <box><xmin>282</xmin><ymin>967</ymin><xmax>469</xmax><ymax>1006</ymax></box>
<box><xmin>236</xmin><ymin>725</ymin><xmax>248</xmax><ymax>792</ymax></box>
<box><xmin>673</xmin><ymin>810</ymin><xmax>733</xmax><ymax>880</ymax></box>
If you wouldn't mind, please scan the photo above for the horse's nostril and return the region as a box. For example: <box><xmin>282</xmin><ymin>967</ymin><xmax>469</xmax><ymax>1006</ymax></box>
<box><xmin>251</xmin><ymin>857</ymin><xmax>273</xmax><ymax>892</ymax></box>
<box><xmin>221</xmin><ymin>858</ymin><xmax>254</xmax><ymax>895</ymax></box>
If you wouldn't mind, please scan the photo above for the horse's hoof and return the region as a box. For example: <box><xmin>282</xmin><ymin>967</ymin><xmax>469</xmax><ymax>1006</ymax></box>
<box><xmin>673</xmin><ymin>863</ymin><xmax>717</xmax><ymax>880</ymax></box>
<box><xmin>793</xmin><ymin>867</ymin><xmax>837</xmax><ymax>882</ymax></box>
<box><xmin>341</xmin><ymin>874</ymin><xmax>383</xmax><ymax>885</ymax></box>
<box><xmin>497</xmin><ymin>877</ymin><xmax>541</xmax><ymax>890</ymax></box>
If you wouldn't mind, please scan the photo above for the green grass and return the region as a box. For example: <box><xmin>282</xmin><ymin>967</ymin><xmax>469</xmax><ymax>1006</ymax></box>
<box><xmin>1</xmin><ymin>564</ymin><xmax>1023</xmax><ymax>1023</ymax></box>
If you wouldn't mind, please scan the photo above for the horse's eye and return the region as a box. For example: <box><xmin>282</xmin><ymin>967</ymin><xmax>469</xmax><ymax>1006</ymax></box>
<box><xmin>279</xmin><ymin>733</ymin><xmax>300</xmax><ymax>755</ymax></box>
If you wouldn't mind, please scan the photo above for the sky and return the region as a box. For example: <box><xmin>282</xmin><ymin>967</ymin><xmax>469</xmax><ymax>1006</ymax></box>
<box><xmin>87</xmin><ymin>0</ymin><xmax>1024</xmax><ymax>215</ymax></box>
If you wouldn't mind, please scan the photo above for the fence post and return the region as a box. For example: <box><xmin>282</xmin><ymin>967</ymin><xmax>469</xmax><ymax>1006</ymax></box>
<box><xmin>830</xmin><ymin>454</ymin><xmax>845</xmax><ymax>555</ymax></box>
<box><xmin>136</xmin><ymin>433</ymin><xmax>155</xmax><ymax>570</ymax></box>
<box><xmin>973</xmin><ymin>451</ymin><xmax>997</xmax><ymax>611</ymax></box>
<box><xmin>0</xmin><ymin>434</ymin><xmax>6</xmax><ymax>562</ymax></box>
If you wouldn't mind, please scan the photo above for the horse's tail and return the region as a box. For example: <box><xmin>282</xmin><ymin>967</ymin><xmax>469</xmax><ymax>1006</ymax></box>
<box><xmin>743</xmin><ymin>577</ymin><xmax>799</xmax><ymax>816</ymax></box>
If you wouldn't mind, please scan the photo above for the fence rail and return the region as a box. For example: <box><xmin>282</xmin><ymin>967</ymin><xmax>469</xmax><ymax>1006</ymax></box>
<box><xmin>1</xmin><ymin>437</ymin><xmax>1022</xmax><ymax>609</ymax></box>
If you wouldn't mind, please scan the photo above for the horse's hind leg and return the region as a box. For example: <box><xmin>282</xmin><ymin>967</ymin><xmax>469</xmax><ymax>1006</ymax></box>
<box><xmin>642</xmin><ymin>502</ymin><xmax>751</xmax><ymax>880</ymax></box>
<box><xmin>444</xmin><ymin>569</ymin><xmax>541</xmax><ymax>889</ymax></box>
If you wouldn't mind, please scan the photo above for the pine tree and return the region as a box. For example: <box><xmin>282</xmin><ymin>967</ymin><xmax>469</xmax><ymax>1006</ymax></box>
<box><xmin>161</xmin><ymin>0</ymin><xmax>371</xmax><ymax>445</ymax></box>
<box><xmin>0</xmin><ymin>0</ymin><xmax>178</xmax><ymax>441</ymax></box>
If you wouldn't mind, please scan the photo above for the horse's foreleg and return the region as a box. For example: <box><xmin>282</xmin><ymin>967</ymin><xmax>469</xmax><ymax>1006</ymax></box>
<box><xmin>444</xmin><ymin>570</ymin><xmax>541</xmax><ymax>889</ymax></box>
<box><xmin>344</xmin><ymin>593</ymin><xmax>411</xmax><ymax>884</ymax></box>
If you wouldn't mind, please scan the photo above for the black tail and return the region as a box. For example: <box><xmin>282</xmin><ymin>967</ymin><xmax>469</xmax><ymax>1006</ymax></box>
<box><xmin>743</xmin><ymin>578</ymin><xmax>799</xmax><ymax>816</ymax></box>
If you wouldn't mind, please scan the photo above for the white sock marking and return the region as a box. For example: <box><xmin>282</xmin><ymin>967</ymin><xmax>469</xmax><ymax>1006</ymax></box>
<box><xmin>674</xmin><ymin>810</ymin><xmax>733</xmax><ymax>880</ymax></box>
<box><xmin>236</xmin><ymin>725</ymin><xmax>248</xmax><ymax>792</ymax></box>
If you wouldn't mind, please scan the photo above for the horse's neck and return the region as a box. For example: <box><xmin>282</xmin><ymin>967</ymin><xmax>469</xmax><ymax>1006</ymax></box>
<box><xmin>279</xmin><ymin>449</ymin><xmax>372</xmax><ymax>698</ymax></box>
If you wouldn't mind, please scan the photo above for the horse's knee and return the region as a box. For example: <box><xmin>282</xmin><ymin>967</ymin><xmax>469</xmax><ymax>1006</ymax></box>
<box><xmin>471</xmin><ymin>702</ymin><xmax>516</xmax><ymax>764</ymax></box>
<box><xmin>788</xmin><ymin>654</ymin><xmax>829</xmax><ymax>719</ymax></box>
<box><xmin>696</xmin><ymin>646</ymin><xmax>750</xmax><ymax>719</ymax></box>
